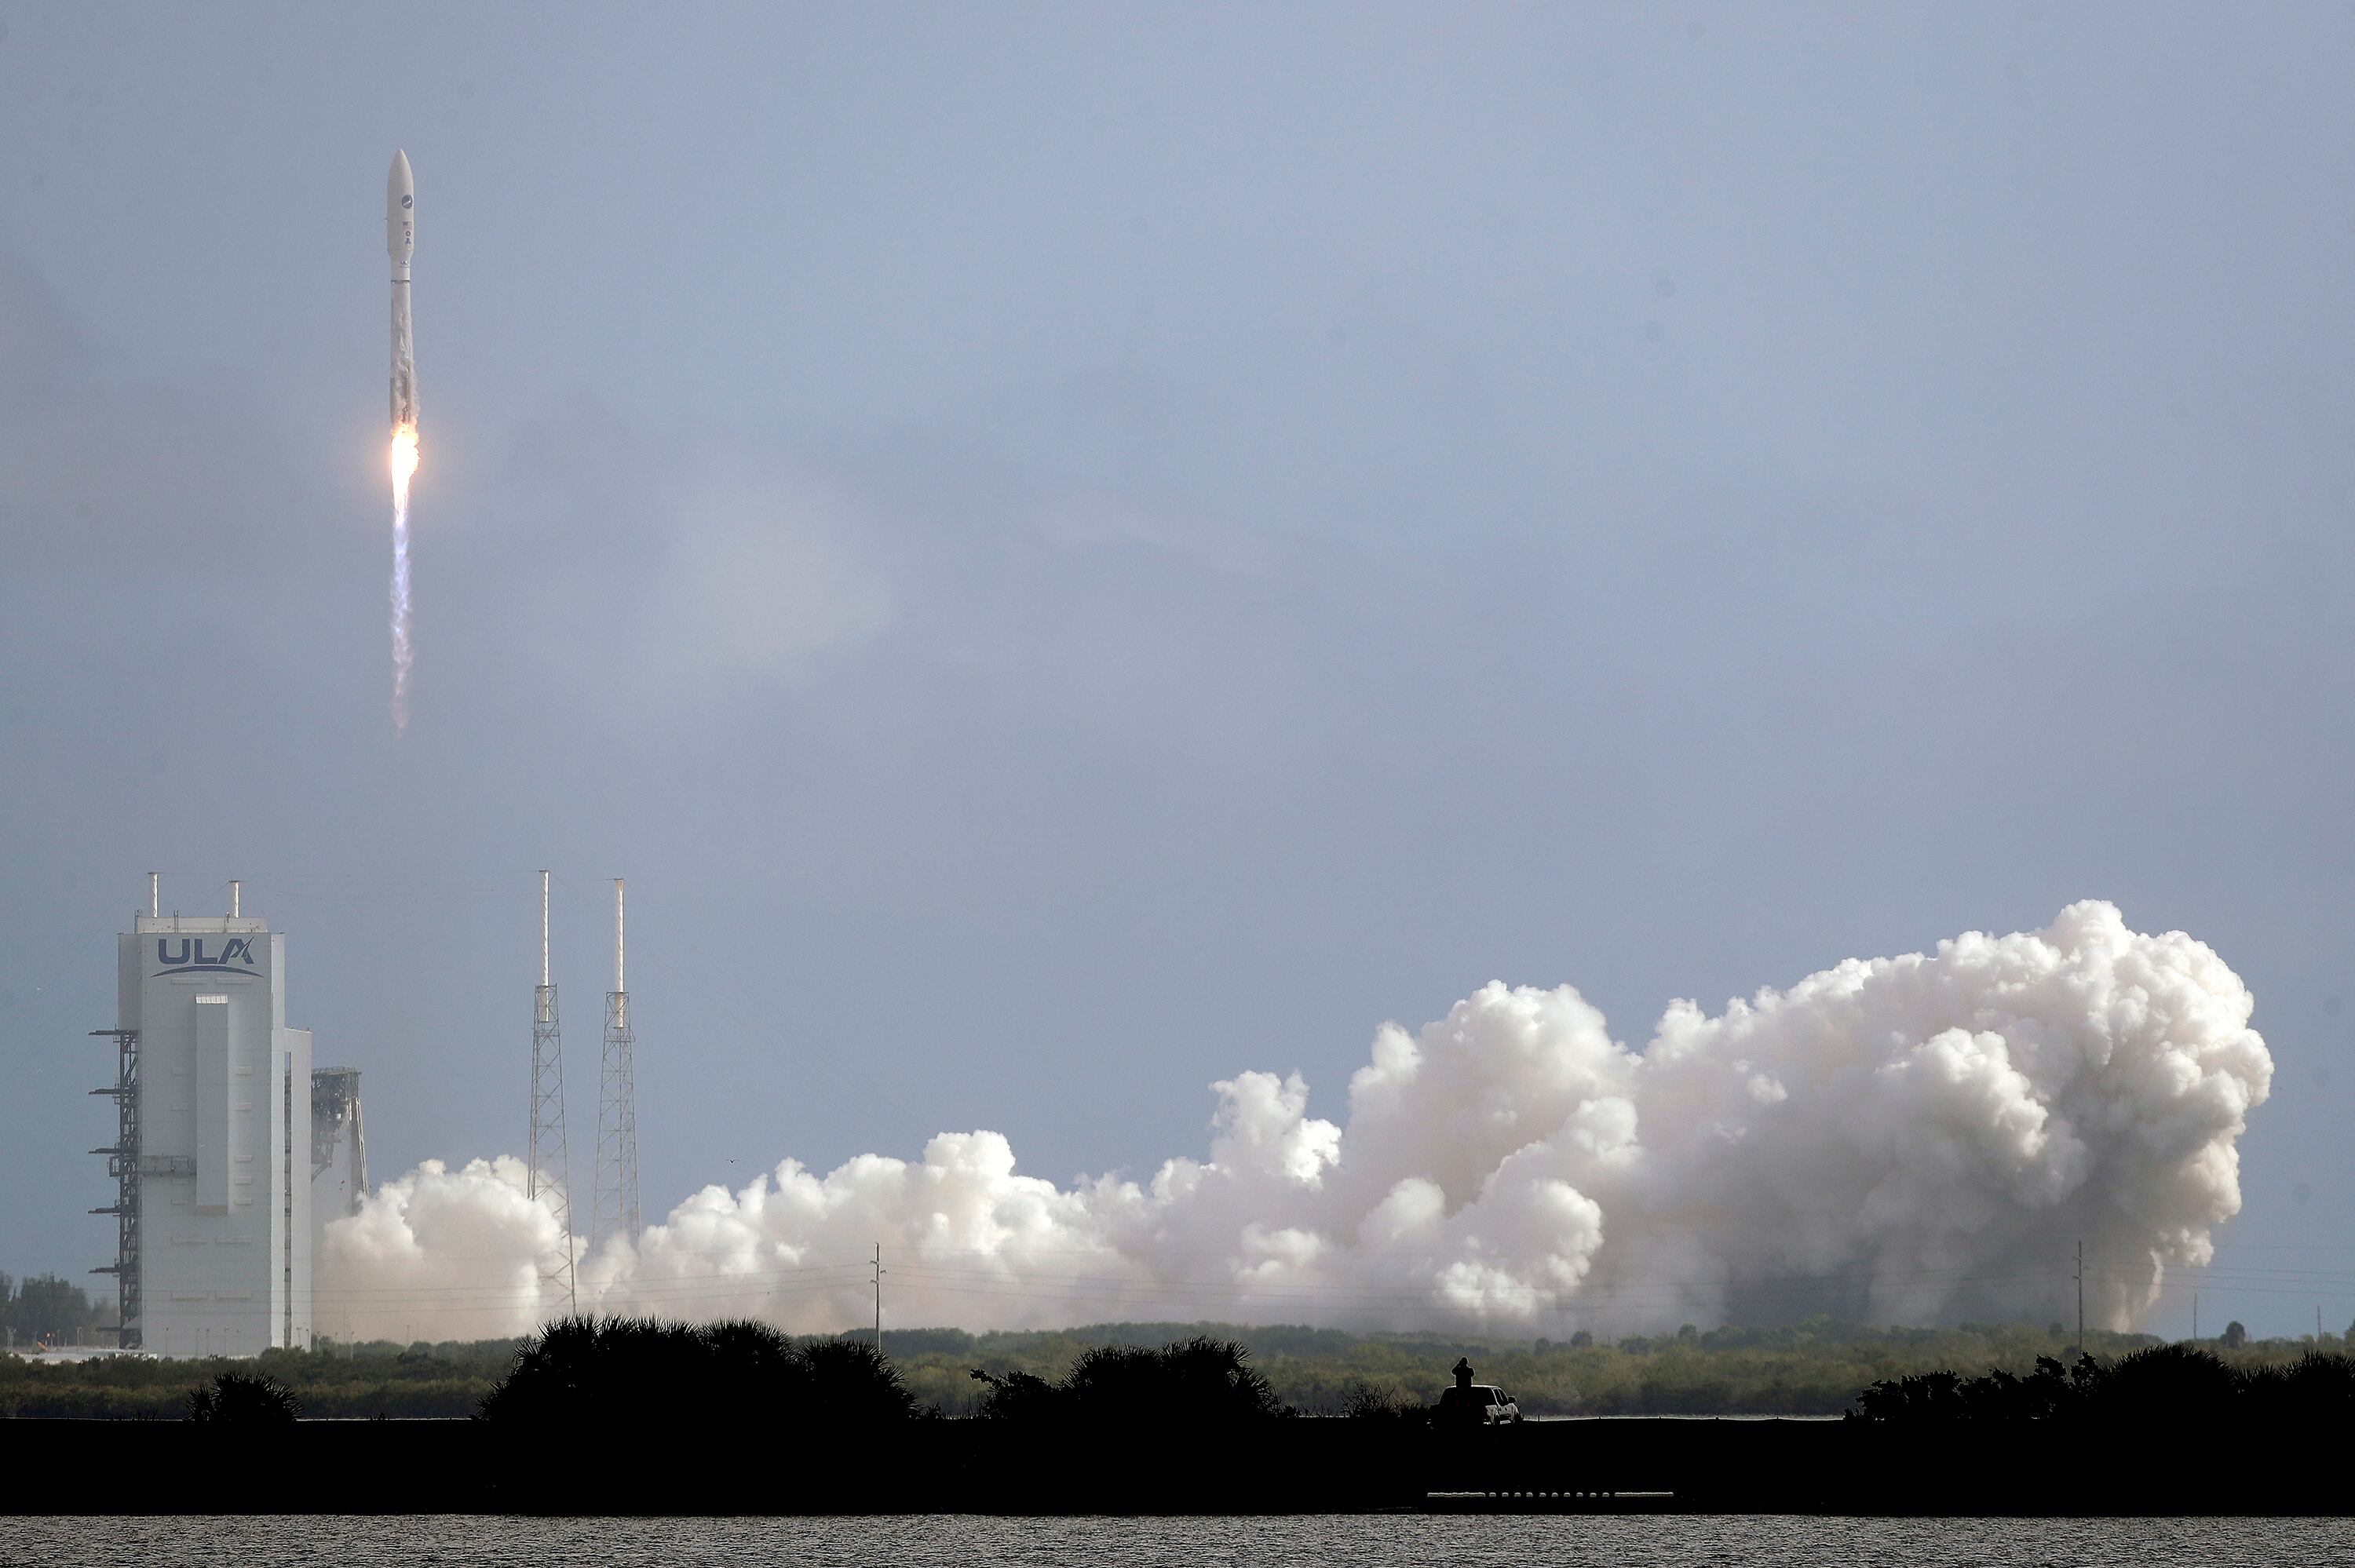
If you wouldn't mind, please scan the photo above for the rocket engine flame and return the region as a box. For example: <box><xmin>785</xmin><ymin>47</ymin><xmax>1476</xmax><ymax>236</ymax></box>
<box><xmin>389</xmin><ymin>423</ymin><xmax>419</xmax><ymax>491</ymax></box>
<box><xmin>386</xmin><ymin>151</ymin><xmax>418</xmax><ymax>736</ymax></box>
<box><xmin>389</xmin><ymin>423</ymin><xmax>418</xmax><ymax>735</ymax></box>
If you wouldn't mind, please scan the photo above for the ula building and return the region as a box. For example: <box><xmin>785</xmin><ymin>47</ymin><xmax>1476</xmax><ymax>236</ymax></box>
<box><xmin>97</xmin><ymin>881</ymin><xmax>327</xmax><ymax>1355</ymax></box>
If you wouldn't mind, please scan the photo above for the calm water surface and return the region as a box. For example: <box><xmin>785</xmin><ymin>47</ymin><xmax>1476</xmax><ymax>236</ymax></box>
<box><xmin>2</xmin><ymin>1516</ymin><xmax>2350</xmax><ymax>1566</ymax></box>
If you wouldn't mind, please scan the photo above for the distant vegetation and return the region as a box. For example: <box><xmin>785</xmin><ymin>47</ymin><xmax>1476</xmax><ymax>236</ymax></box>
<box><xmin>2</xmin><ymin>1316</ymin><xmax>2350</xmax><ymax>1419</ymax></box>
<box><xmin>0</xmin><ymin>1274</ymin><xmax>112</xmax><ymax>1351</ymax></box>
<box><xmin>0</xmin><ymin>1336</ymin><xmax>518</xmax><ymax>1418</ymax></box>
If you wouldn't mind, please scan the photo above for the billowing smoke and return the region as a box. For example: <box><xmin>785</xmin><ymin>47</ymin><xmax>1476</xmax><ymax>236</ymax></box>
<box><xmin>317</xmin><ymin>903</ymin><xmax>2270</xmax><ymax>1341</ymax></box>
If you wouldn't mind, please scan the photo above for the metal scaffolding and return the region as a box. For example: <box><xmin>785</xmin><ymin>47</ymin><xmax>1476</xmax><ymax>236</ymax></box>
<box><xmin>529</xmin><ymin>872</ymin><xmax>577</xmax><ymax>1315</ymax></box>
<box><xmin>593</xmin><ymin>877</ymin><xmax>641</xmax><ymax>1249</ymax></box>
<box><xmin>88</xmin><ymin>1028</ymin><xmax>141</xmax><ymax>1350</ymax></box>
<box><xmin>310</xmin><ymin>1067</ymin><xmax>367</xmax><ymax>1192</ymax></box>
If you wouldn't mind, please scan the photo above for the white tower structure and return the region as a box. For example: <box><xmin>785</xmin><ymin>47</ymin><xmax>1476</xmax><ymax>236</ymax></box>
<box><xmin>528</xmin><ymin>872</ymin><xmax>577</xmax><ymax>1315</ymax></box>
<box><xmin>593</xmin><ymin>877</ymin><xmax>640</xmax><ymax>1249</ymax></box>
<box><xmin>104</xmin><ymin>879</ymin><xmax>312</xmax><ymax>1355</ymax></box>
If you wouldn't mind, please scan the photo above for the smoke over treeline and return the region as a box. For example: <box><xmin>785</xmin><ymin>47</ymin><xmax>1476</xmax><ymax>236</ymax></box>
<box><xmin>318</xmin><ymin>903</ymin><xmax>2269</xmax><ymax>1340</ymax></box>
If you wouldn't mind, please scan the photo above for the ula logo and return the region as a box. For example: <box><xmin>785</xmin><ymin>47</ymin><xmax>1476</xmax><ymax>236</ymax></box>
<box><xmin>153</xmin><ymin>937</ymin><xmax>259</xmax><ymax>979</ymax></box>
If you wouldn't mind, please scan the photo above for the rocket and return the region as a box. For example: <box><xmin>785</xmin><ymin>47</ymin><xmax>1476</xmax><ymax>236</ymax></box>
<box><xmin>387</xmin><ymin>150</ymin><xmax>418</xmax><ymax>429</ymax></box>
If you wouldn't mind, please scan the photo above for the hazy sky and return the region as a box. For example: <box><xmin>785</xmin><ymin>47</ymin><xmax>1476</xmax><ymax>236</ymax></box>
<box><xmin>3</xmin><ymin>2</ymin><xmax>2350</xmax><ymax>1336</ymax></box>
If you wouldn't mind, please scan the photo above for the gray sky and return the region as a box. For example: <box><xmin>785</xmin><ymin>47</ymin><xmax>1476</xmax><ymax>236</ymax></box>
<box><xmin>3</xmin><ymin>2</ymin><xmax>2350</xmax><ymax>1336</ymax></box>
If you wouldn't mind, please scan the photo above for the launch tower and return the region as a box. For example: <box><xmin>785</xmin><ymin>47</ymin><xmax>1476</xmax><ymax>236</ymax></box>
<box><xmin>593</xmin><ymin>878</ymin><xmax>641</xmax><ymax>1249</ymax></box>
<box><xmin>528</xmin><ymin>872</ymin><xmax>577</xmax><ymax>1314</ymax></box>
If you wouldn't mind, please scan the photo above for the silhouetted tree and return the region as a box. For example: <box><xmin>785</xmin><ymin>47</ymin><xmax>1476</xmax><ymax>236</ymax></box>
<box><xmin>2090</xmin><ymin>1342</ymin><xmax>2239</xmax><ymax>1427</ymax></box>
<box><xmin>480</xmin><ymin>1315</ymin><xmax>712</xmax><ymax>1430</ymax></box>
<box><xmin>969</xmin><ymin>1336</ymin><xmax>1287</xmax><ymax>1427</ymax></box>
<box><xmin>480</xmin><ymin>1317</ymin><xmax>919</xmax><ymax>1434</ymax></box>
<box><xmin>2222</xmin><ymin>1320</ymin><xmax>2247</xmax><ymax>1350</ymax></box>
<box><xmin>188</xmin><ymin>1370</ymin><xmax>300</xmax><ymax>1425</ymax></box>
<box><xmin>1852</xmin><ymin>1345</ymin><xmax>2355</xmax><ymax>1432</ymax></box>
<box><xmin>799</xmin><ymin>1337</ymin><xmax>918</xmax><ymax>1425</ymax></box>
<box><xmin>968</xmin><ymin>1367</ymin><xmax>1061</xmax><ymax>1422</ymax></box>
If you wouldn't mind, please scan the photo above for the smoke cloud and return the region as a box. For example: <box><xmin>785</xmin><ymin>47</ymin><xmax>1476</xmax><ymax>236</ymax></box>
<box><xmin>317</xmin><ymin>903</ymin><xmax>2270</xmax><ymax>1341</ymax></box>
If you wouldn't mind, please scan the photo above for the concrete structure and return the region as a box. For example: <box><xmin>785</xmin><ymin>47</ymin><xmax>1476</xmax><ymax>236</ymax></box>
<box><xmin>111</xmin><ymin>895</ymin><xmax>312</xmax><ymax>1355</ymax></box>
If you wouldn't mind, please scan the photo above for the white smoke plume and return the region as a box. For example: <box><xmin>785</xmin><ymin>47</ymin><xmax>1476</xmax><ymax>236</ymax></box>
<box><xmin>316</xmin><ymin>903</ymin><xmax>2270</xmax><ymax>1342</ymax></box>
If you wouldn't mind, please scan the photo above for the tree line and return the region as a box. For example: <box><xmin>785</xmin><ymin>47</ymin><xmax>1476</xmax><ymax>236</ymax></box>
<box><xmin>4</xmin><ymin>1315</ymin><xmax>2348</xmax><ymax>1420</ymax></box>
<box><xmin>0</xmin><ymin>1274</ymin><xmax>111</xmax><ymax>1351</ymax></box>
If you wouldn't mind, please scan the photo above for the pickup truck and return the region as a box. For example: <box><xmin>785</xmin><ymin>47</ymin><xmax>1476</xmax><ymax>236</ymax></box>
<box><xmin>1435</xmin><ymin>1383</ymin><xmax>1522</xmax><ymax>1426</ymax></box>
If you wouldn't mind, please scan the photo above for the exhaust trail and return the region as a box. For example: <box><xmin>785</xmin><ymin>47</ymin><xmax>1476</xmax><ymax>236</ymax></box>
<box><xmin>389</xmin><ymin>425</ymin><xmax>417</xmax><ymax>732</ymax></box>
<box><xmin>386</xmin><ymin>151</ymin><xmax>419</xmax><ymax>735</ymax></box>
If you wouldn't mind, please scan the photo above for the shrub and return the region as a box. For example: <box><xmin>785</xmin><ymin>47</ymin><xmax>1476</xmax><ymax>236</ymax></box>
<box><xmin>1850</xmin><ymin>1347</ymin><xmax>2355</xmax><ymax>1429</ymax></box>
<box><xmin>970</xmin><ymin>1335</ymin><xmax>1287</xmax><ymax>1426</ymax></box>
<box><xmin>187</xmin><ymin>1370</ymin><xmax>300</xmax><ymax>1425</ymax></box>
<box><xmin>1342</xmin><ymin>1385</ymin><xmax>1426</xmax><ymax>1424</ymax></box>
<box><xmin>478</xmin><ymin>1316</ymin><xmax>918</xmax><ymax>1431</ymax></box>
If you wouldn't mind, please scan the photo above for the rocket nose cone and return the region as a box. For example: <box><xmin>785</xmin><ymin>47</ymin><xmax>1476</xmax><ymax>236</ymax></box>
<box><xmin>388</xmin><ymin>151</ymin><xmax>414</xmax><ymax>262</ymax></box>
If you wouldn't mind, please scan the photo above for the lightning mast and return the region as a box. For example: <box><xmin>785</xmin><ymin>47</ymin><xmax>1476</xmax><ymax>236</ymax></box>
<box><xmin>593</xmin><ymin>877</ymin><xmax>641</xmax><ymax>1250</ymax></box>
<box><xmin>528</xmin><ymin>871</ymin><xmax>577</xmax><ymax>1315</ymax></box>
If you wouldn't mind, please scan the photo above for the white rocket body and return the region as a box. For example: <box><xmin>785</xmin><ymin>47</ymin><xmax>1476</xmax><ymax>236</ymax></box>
<box><xmin>388</xmin><ymin>151</ymin><xmax>418</xmax><ymax>429</ymax></box>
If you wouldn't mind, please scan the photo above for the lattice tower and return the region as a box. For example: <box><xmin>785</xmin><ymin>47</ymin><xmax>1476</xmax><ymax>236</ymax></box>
<box><xmin>88</xmin><ymin>1027</ymin><xmax>141</xmax><ymax>1349</ymax></box>
<box><xmin>528</xmin><ymin>871</ymin><xmax>577</xmax><ymax>1315</ymax></box>
<box><xmin>593</xmin><ymin>877</ymin><xmax>641</xmax><ymax>1248</ymax></box>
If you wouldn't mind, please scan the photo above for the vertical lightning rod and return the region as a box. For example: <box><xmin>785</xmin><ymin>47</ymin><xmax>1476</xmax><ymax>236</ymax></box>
<box><xmin>528</xmin><ymin>871</ymin><xmax>576</xmax><ymax>1315</ymax></box>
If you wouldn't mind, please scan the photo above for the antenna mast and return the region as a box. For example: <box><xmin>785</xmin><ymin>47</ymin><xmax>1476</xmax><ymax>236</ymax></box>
<box><xmin>528</xmin><ymin>870</ymin><xmax>577</xmax><ymax>1315</ymax></box>
<box><xmin>593</xmin><ymin>877</ymin><xmax>641</xmax><ymax>1250</ymax></box>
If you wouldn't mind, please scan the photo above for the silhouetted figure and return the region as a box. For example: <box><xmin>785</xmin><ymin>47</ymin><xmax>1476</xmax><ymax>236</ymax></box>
<box><xmin>1451</xmin><ymin>1356</ymin><xmax>1473</xmax><ymax>1389</ymax></box>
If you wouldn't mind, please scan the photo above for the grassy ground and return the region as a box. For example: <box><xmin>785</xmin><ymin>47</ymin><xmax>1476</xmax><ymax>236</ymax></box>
<box><xmin>3</xmin><ymin>1318</ymin><xmax>2340</xmax><ymax>1419</ymax></box>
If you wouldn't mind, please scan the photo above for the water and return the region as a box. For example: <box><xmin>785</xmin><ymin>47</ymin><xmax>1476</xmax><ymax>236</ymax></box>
<box><xmin>2</xmin><ymin>1516</ymin><xmax>2347</xmax><ymax>1567</ymax></box>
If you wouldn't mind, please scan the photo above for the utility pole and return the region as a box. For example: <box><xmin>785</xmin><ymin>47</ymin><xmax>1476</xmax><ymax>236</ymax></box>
<box><xmin>2075</xmin><ymin>1241</ymin><xmax>2084</xmax><ymax>1357</ymax></box>
<box><xmin>2193</xmin><ymin>1293</ymin><xmax>2199</xmax><ymax>1342</ymax></box>
<box><xmin>873</xmin><ymin>1243</ymin><xmax>885</xmax><ymax>1355</ymax></box>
